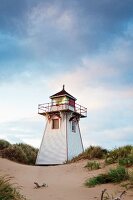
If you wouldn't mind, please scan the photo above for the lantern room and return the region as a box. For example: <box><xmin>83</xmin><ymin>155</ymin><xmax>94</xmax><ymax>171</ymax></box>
<box><xmin>38</xmin><ymin>85</ymin><xmax>87</xmax><ymax>118</ymax></box>
<box><xmin>50</xmin><ymin>85</ymin><xmax>76</xmax><ymax>109</ymax></box>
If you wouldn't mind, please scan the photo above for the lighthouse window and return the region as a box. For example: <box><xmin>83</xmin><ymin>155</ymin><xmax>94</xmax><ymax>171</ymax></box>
<box><xmin>52</xmin><ymin>119</ymin><xmax>59</xmax><ymax>129</ymax></box>
<box><xmin>72</xmin><ymin>121</ymin><xmax>76</xmax><ymax>132</ymax></box>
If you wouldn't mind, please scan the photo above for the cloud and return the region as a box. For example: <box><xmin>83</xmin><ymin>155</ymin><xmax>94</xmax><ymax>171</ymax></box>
<box><xmin>23</xmin><ymin>2</ymin><xmax>83</xmax><ymax>66</ymax></box>
<box><xmin>0</xmin><ymin>0</ymin><xmax>133</xmax><ymax>83</ymax></box>
<box><xmin>0</xmin><ymin>75</ymin><xmax>52</xmax><ymax>122</ymax></box>
<box><xmin>82</xmin><ymin>126</ymin><xmax>133</xmax><ymax>149</ymax></box>
<box><xmin>0</xmin><ymin>117</ymin><xmax>44</xmax><ymax>147</ymax></box>
<box><xmin>21</xmin><ymin>0</ymin><xmax>133</xmax><ymax>67</ymax></box>
<box><xmin>27</xmin><ymin>3</ymin><xmax>75</xmax><ymax>36</ymax></box>
<box><xmin>0</xmin><ymin>0</ymin><xmax>133</xmax><ymax>149</ymax></box>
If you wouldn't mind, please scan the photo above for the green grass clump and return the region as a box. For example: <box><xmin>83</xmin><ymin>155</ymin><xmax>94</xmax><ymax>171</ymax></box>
<box><xmin>0</xmin><ymin>175</ymin><xmax>27</xmax><ymax>200</ymax></box>
<box><xmin>0</xmin><ymin>139</ymin><xmax>11</xmax><ymax>150</ymax></box>
<box><xmin>2</xmin><ymin>145</ymin><xmax>28</xmax><ymax>164</ymax></box>
<box><xmin>85</xmin><ymin>166</ymin><xmax>129</xmax><ymax>187</ymax></box>
<box><xmin>122</xmin><ymin>170</ymin><xmax>133</xmax><ymax>189</ymax></box>
<box><xmin>108</xmin><ymin>166</ymin><xmax>129</xmax><ymax>183</ymax></box>
<box><xmin>85</xmin><ymin>161</ymin><xmax>100</xmax><ymax>170</ymax></box>
<box><xmin>17</xmin><ymin>143</ymin><xmax>38</xmax><ymax>165</ymax></box>
<box><xmin>105</xmin><ymin>145</ymin><xmax>133</xmax><ymax>164</ymax></box>
<box><xmin>68</xmin><ymin>146</ymin><xmax>107</xmax><ymax>163</ymax></box>
<box><xmin>83</xmin><ymin>146</ymin><xmax>107</xmax><ymax>159</ymax></box>
<box><xmin>1</xmin><ymin>140</ymin><xmax>38</xmax><ymax>165</ymax></box>
<box><xmin>119</xmin><ymin>155</ymin><xmax>133</xmax><ymax>167</ymax></box>
<box><xmin>85</xmin><ymin>173</ymin><xmax>110</xmax><ymax>187</ymax></box>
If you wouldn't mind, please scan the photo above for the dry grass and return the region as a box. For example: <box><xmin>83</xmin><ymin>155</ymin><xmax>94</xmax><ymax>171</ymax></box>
<box><xmin>0</xmin><ymin>140</ymin><xmax>38</xmax><ymax>165</ymax></box>
<box><xmin>0</xmin><ymin>174</ymin><xmax>28</xmax><ymax>200</ymax></box>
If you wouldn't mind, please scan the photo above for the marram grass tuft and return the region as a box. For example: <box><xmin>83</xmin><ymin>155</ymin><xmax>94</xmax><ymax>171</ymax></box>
<box><xmin>0</xmin><ymin>175</ymin><xmax>28</xmax><ymax>200</ymax></box>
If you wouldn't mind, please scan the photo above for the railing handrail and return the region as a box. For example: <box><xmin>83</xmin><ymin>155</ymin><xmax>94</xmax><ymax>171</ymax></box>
<box><xmin>38</xmin><ymin>102</ymin><xmax>87</xmax><ymax>117</ymax></box>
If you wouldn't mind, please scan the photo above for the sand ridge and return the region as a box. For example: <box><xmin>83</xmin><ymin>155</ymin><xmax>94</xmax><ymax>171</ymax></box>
<box><xmin>0</xmin><ymin>158</ymin><xmax>132</xmax><ymax>200</ymax></box>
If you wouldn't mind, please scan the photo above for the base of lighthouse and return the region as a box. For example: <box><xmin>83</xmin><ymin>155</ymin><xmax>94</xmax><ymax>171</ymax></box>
<box><xmin>36</xmin><ymin>112</ymin><xmax>84</xmax><ymax>165</ymax></box>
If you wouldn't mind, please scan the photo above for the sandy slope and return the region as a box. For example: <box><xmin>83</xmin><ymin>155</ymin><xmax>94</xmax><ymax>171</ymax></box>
<box><xmin>0</xmin><ymin>158</ymin><xmax>132</xmax><ymax>200</ymax></box>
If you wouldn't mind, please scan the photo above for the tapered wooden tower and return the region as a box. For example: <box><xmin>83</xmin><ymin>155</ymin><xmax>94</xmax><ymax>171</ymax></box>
<box><xmin>36</xmin><ymin>86</ymin><xmax>87</xmax><ymax>165</ymax></box>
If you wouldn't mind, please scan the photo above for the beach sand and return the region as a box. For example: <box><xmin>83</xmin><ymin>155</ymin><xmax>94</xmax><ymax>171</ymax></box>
<box><xmin>0</xmin><ymin>158</ymin><xmax>132</xmax><ymax>200</ymax></box>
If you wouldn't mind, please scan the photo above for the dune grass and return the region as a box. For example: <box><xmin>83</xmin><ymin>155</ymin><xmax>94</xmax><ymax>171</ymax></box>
<box><xmin>85</xmin><ymin>166</ymin><xmax>129</xmax><ymax>187</ymax></box>
<box><xmin>0</xmin><ymin>175</ymin><xmax>28</xmax><ymax>200</ymax></box>
<box><xmin>67</xmin><ymin>145</ymin><xmax>133</xmax><ymax>167</ymax></box>
<box><xmin>105</xmin><ymin>145</ymin><xmax>133</xmax><ymax>165</ymax></box>
<box><xmin>119</xmin><ymin>156</ymin><xmax>133</xmax><ymax>167</ymax></box>
<box><xmin>0</xmin><ymin>139</ymin><xmax>11</xmax><ymax>150</ymax></box>
<box><xmin>121</xmin><ymin>170</ymin><xmax>133</xmax><ymax>190</ymax></box>
<box><xmin>84</xmin><ymin>146</ymin><xmax>133</xmax><ymax>188</ymax></box>
<box><xmin>0</xmin><ymin>139</ymin><xmax>38</xmax><ymax>165</ymax></box>
<box><xmin>85</xmin><ymin>161</ymin><xmax>101</xmax><ymax>170</ymax></box>
<box><xmin>67</xmin><ymin>146</ymin><xmax>108</xmax><ymax>163</ymax></box>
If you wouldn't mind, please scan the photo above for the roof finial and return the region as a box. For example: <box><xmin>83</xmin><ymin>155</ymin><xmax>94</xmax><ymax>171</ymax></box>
<box><xmin>63</xmin><ymin>84</ymin><xmax>65</xmax><ymax>90</ymax></box>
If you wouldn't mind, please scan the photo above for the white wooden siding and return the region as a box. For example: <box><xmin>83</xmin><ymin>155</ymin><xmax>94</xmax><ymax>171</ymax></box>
<box><xmin>36</xmin><ymin>115</ymin><xmax>67</xmax><ymax>165</ymax></box>
<box><xmin>67</xmin><ymin>113</ymin><xmax>83</xmax><ymax>160</ymax></box>
<box><xmin>36</xmin><ymin>112</ymin><xmax>84</xmax><ymax>165</ymax></box>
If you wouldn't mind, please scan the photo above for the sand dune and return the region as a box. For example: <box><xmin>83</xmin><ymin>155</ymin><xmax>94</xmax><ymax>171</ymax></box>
<box><xmin>0</xmin><ymin>158</ymin><xmax>132</xmax><ymax>200</ymax></box>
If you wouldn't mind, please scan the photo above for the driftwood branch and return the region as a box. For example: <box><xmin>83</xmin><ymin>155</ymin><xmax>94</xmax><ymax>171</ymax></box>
<box><xmin>101</xmin><ymin>189</ymin><xmax>107</xmax><ymax>200</ymax></box>
<box><xmin>100</xmin><ymin>189</ymin><xmax>126</xmax><ymax>200</ymax></box>
<box><xmin>34</xmin><ymin>182</ymin><xmax>48</xmax><ymax>189</ymax></box>
<box><xmin>113</xmin><ymin>191</ymin><xmax>126</xmax><ymax>200</ymax></box>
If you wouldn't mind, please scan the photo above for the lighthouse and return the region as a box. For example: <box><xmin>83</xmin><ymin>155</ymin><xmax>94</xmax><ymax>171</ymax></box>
<box><xmin>36</xmin><ymin>86</ymin><xmax>87</xmax><ymax>165</ymax></box>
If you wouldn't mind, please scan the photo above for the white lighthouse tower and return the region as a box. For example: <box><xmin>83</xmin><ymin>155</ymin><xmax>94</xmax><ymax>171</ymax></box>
<box><xmin>36</xmin><ymin>86</ymin><xmax>87</xmax><ymax>165</ymax></box>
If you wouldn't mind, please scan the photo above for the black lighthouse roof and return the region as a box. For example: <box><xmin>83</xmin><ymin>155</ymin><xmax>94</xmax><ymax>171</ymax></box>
<box><xmin>50</xmin><ymin>85</ymin><xmax>77</xmax><ymax>100</ymax></box>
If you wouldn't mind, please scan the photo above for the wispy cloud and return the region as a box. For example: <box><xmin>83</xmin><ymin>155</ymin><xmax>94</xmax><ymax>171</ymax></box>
<box><xmin>0</xmin><ymin>117</ymin><xmax>43</xmax><ymax>147</ymax></box>
<box><xmin>27</xmin><ymin>3</ymin><xmax>75</xmax><ymax>36</ymax></box>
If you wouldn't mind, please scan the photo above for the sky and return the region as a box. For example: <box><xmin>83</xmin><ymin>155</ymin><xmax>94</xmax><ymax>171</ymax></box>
<box><xmin>0</xmin><ymin>0</ymin><xmax>133</xmax><ymax>150</ymax></box>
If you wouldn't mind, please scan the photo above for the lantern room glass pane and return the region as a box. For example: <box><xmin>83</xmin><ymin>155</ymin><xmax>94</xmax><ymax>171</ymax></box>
<box><xmin>52</xmin><ymin>96</ymin><xmax>69</xmax><ymax>105</ymax></box>
<box><xmin>69</xmin><ymin>99</ymin><xmax>75</xmax><ymax>107</ymax></box>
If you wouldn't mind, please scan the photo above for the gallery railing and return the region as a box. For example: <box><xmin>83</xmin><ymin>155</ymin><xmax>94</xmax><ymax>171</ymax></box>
<box><xmin>38</xmin><ymin>102</ymin><xmax>87</xmax><ymax>117</ymax></box>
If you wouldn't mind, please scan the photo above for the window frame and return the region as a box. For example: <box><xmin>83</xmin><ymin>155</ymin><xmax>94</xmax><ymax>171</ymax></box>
<box><xmin>52</xmin><ymin>118</ymin><xmax>59</xmax><ymax>129</ymax></box>
<box><xmin>72</xmin><ymin>120</ymin><xmax>76</xmax><ymax>133</ymax></box>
